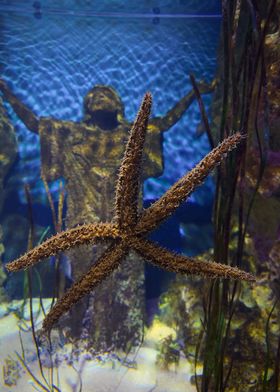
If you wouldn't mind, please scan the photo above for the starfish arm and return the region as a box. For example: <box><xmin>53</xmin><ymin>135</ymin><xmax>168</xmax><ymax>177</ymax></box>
<box><xmin>130</xmin><ymin>238</ymin><xmax>255</xmax><ymax>282</ymax></box>
<box><xmin>42</xmin><ymin>241</ymin><xmax>129</xmax><ymax>331</ymax></box>
<box><xmin>136</xmin><ymin>133</ymin><xmax>244</xmax><ymax>234</ymax></box>
<box><xmin>115</xmin><ymin>92</ymin><xmax>152</xmax><ymax>230</ymax></box>
<box><xmin>6</xmin><ymin>223</ymin><xmax>119</xmax><ymax>272</ymax></box>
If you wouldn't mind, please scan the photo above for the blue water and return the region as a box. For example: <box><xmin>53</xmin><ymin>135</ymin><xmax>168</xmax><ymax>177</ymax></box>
<box><xmin>0</xmin><ymin>6</ymin><xmax>220</xmax><ymax>207</ymax></box>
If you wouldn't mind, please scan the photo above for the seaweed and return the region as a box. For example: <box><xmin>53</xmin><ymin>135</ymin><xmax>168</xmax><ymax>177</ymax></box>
<box><xmin>195</xmin><ymin>0</ymin><xmax>278</xmax><ymax>390</ymax></box>
<box><xmin>15</xmin><ymin>184</ymin><xmax>61</xmax><ymax>392</ymax></box>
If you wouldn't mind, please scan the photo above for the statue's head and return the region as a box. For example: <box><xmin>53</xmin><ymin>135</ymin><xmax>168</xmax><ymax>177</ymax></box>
<box><xmin>83</xmin><ymin>85</ymin><xmax>125</xmax><ymax>130</ymax></box>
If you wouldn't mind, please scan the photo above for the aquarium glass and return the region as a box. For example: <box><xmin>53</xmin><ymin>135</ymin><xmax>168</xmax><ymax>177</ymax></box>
<box><xmin>0</xmin><ymin>1</ymin><xmax>239</xmax><ymax>391</ymax></box>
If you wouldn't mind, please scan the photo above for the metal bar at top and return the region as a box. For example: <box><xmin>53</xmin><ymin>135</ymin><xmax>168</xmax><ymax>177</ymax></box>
<box><xmin>0</xmin><ymin>4</ymin><xmax>222</xmax><ymax>19</ymax></box>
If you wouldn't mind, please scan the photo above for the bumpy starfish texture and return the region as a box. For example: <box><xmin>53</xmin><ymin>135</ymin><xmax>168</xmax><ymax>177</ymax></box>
<box><xmin>6</xmin><ymin>92</ymin><xmax>255</xmax><ymax>331</ymax></box>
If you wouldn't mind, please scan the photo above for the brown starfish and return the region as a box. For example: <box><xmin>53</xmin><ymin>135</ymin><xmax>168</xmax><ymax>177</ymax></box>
<box><xmin>6</xmin><ymin>92</ymin><xmax>255</xmax><ymax>331</ymax></box>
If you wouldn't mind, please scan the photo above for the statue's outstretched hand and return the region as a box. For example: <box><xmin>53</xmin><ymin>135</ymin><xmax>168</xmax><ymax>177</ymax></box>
<box><xmin>196</xmin><ymin>78</ymin><xmax>218</xmax><ymax>94</ymax></box>
<box><xmin>0</xmin><ymin>79</ymin><xmax>39</xmax><ymax>133</ymax></box>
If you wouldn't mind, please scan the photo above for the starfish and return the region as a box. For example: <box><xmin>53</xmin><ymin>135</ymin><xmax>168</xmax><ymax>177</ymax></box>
<box><xmin>6</xmin><ymin>92</ymin><xmax>255</xmax><ymax>331</ymax></box>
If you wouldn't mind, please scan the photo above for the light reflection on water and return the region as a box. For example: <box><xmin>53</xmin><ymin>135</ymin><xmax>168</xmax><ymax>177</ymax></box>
<box><xmin>1</xmin><ymin>10</ymin><xmax>220</xmax><ymax>205</ymax></box>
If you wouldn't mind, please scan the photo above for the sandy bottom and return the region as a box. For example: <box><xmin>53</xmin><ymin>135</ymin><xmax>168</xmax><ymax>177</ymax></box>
<box><xmin>0</xmin><ymin>300</ymin><xmax>196</xmax><ymax>392</ymax></box>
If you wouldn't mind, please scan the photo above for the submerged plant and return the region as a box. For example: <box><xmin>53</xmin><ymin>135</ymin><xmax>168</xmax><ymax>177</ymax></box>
<box><xmin>6</xmin><ymin>92</ymin><xmax>255</xmax><ymax>332</ymax></box>
<box><xmin>192</xmin><ymin>0</ymin><xmax>279</xmax><ymax>390</ymax></box>
<box><xmin>156</xmin><ymin>334</ymin><xmax>180</xmax><ymax>372</ymax></box>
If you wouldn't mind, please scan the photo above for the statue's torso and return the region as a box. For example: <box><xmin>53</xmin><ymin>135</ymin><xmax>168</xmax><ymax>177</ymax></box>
<box><xmin>39</xmin><ymin>118</ymin><xmax>163</xmax><ymax>226</ymax></box>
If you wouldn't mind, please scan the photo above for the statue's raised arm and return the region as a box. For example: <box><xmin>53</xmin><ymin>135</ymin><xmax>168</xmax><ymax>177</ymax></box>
<box><xmin>149</xmin><ymin>78</ymin><xmax>217</xmax><ymax>133</ymax></box>
<box><xmin>0</xmin><ymin>79</ymin><xmax>39</xmax><ymax>133</ymax></box>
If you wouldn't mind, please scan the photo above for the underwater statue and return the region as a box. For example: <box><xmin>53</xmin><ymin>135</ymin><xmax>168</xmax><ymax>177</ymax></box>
<box><xmin>0</xmin><ymin>78</ymin><xmax>216</xmax><ymax>349</ymax></box>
